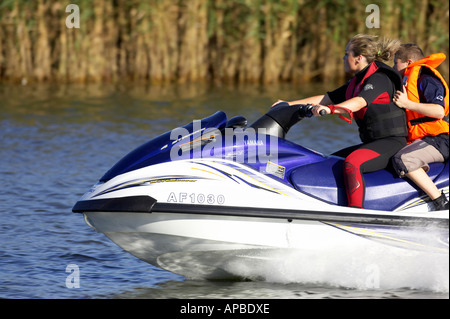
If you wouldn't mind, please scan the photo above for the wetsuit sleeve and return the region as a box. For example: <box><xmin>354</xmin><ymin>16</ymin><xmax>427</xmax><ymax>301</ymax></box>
<box><xmin>418</xmin><ymin>75</ymin><xmax>446</xmax><ymax>107</ymax></box>
<box><xmin>327</xmin><ymin>82</ymin><xmax>349</xmax><ymax>104</ymax></box>
<box><xmin>357</xmin><ymin>73</ymin><xmax>394</xmax><ymax>105</ymax></box>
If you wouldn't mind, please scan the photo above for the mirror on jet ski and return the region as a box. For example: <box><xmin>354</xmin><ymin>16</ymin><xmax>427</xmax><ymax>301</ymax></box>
<box><xmin>249</xmin><ymin>102</ymin><xmax>314</xmax><ymax>139</ymax></box>
<box><xmin>226</xmin><ymin>115</ymin><xmax>248</xmax><ymax>129</ymax></box>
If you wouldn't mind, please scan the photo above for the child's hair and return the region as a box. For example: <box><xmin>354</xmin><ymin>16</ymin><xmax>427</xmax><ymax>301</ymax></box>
<box><xmin>349</xmin><ymin>34</ymin><xmax>401</xmax><ymax>63</ymax></box>
<box><xmin>394</xmin><ymin>43</ymin><xmax>425</xmax><ymax>62</ymax></box>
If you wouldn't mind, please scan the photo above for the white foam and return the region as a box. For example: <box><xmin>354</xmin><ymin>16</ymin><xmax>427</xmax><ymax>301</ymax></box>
<box><xmin>224</xmin><ymin>241</ymin><xmax>449</xmax><ymax>293</ymax></box>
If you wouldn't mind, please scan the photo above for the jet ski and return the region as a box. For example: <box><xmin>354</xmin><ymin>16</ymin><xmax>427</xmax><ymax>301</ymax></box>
<box><xmin>73</xmin><ymin>102</ymin><xmax>449</xmax><ymax>279</ymax></box>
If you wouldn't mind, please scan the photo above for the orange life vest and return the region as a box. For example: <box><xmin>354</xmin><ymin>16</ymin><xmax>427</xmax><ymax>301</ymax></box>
<box><xmin>403</xmin><ymin>53</ymin><xmax>449</xmax><ymax>143</ymax></box>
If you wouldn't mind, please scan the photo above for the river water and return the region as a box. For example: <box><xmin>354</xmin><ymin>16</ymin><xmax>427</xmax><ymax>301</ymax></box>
<box><xmin>0</xmin><ymin>83</ymin><xmax>448</xmax><ymax>300</ymax></box>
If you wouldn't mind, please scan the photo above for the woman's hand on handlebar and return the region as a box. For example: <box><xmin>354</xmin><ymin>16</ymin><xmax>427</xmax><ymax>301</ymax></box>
<box><xmin>312</xmin><ymin>105</ymin><xmax>331</xmax><ymax>117</ymax></box>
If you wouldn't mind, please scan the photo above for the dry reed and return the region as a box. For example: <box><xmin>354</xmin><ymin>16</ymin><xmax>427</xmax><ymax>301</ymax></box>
<box><xmin>0</xmin><ymin>0</ymin><xmax>448</xmax><ymax>84</ymax></box>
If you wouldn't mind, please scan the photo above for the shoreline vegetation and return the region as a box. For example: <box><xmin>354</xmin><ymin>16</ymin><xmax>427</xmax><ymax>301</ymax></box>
<box><xmin>0</xmin><ymin>0</ymin><xmax>448</xmax><ymax>85</ymax></box>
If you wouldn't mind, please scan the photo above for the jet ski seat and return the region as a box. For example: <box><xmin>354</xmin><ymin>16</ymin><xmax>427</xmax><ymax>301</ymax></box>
<box><xmin>289</xmin><ymin>156</ymin><xmax>448</xmax><ymax>211</ymax></box>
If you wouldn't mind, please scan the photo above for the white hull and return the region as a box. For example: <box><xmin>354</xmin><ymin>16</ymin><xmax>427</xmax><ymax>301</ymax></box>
<box><xmin>76</xmin><ymin>159</ymin><xmax>449</xmax><ymax>279</ymax></box>
<box><xmin>83</xmin><ymin>210</ymin><xmax>448</xmax><ymax>279</ymax></box>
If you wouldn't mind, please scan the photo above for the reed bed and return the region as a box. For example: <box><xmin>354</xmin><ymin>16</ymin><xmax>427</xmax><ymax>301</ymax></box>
<box><xmin>0</xmin><ymin>0</ymin><xmax>448</xmax><ymax>84</ymax></box>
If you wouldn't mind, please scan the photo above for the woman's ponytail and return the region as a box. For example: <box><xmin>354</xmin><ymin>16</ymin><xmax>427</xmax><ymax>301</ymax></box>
<box><xmin>350</xmin><ymin>34</ymin><xmax>400</xmax><ymax>63</ymax></box>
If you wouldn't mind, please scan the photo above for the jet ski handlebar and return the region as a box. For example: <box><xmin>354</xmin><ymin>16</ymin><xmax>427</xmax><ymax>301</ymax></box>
<box><xmin>249</xmin><ymin>102</ymin><xmax>316</xmax><ymax>139</ymax></box>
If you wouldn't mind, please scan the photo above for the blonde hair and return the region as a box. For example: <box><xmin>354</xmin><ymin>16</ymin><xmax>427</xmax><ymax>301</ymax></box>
<box><xmin>349</xmin><ymin>34</ymin><xmax>401</xmax><ymax>63</ymax></box>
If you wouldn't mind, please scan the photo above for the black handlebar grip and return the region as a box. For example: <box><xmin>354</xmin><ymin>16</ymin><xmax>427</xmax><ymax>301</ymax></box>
<box><xmin>319</xmin><ymin>109</ymin><xmax>327</xmax><ymax>116</ymax></box>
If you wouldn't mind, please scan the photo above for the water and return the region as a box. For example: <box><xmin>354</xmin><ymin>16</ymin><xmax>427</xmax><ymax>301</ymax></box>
<box><xmin>0</xmin><ymin>83</ymin><xmax>448</xmax><ymax>300</ymax></box>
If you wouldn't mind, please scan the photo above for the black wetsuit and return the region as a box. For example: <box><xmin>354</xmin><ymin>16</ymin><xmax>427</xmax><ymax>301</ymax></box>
<box><xmin>327</xmin><ymin>62</ymin><xmax>407</xmax><ymax>208</ymax></box>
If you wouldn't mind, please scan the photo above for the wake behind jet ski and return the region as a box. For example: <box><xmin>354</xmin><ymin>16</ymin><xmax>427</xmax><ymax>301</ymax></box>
<box><xmin>72</xmin><ymin>103</ymin><xmax>449</xmax><ymax>279</ymax></box>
